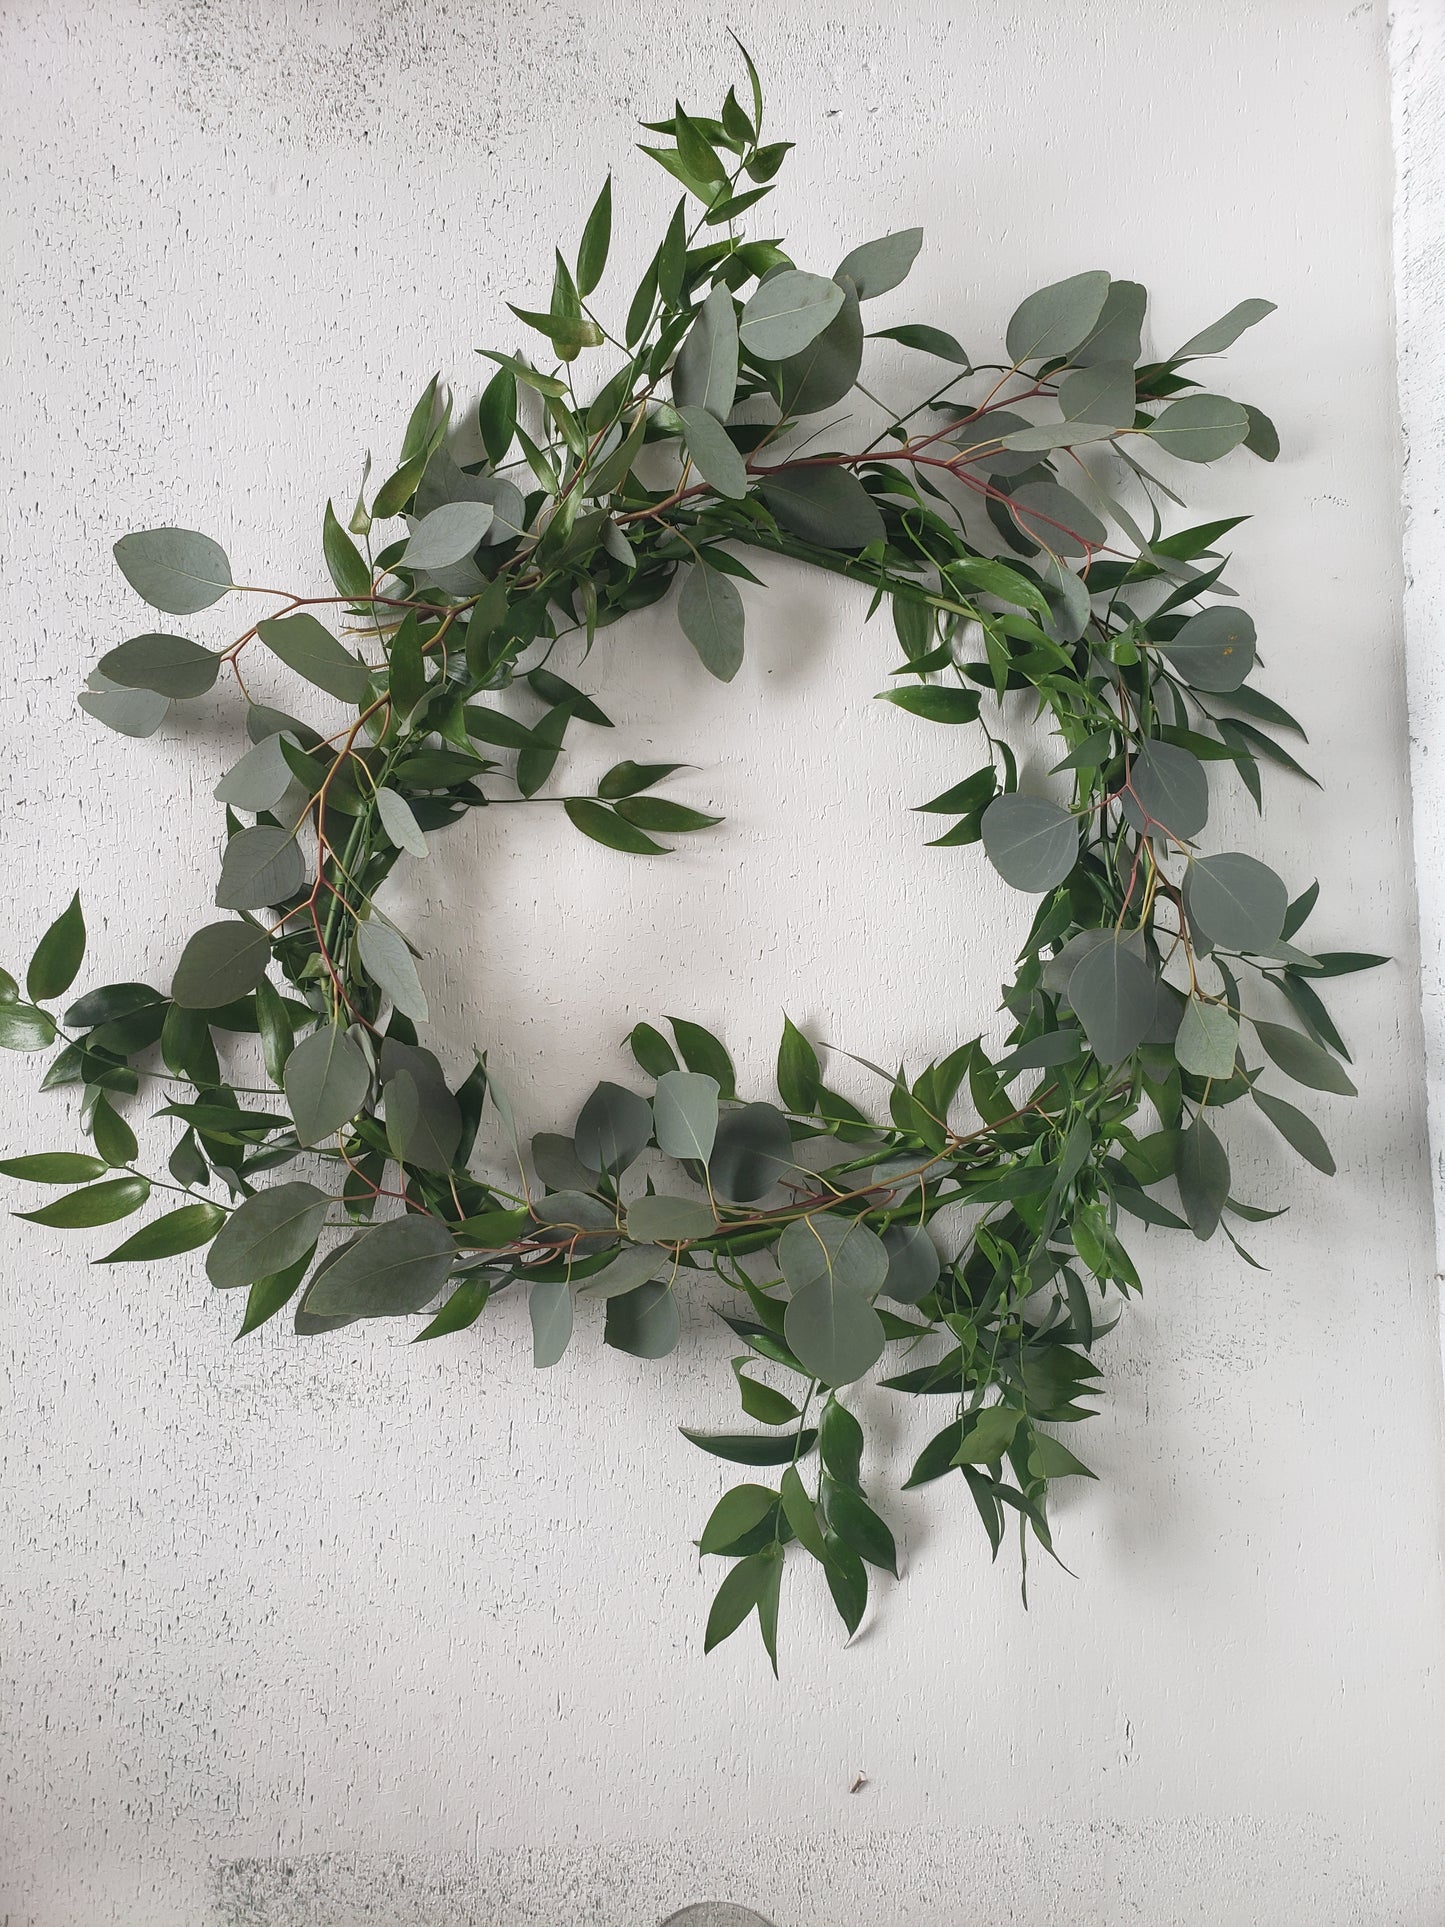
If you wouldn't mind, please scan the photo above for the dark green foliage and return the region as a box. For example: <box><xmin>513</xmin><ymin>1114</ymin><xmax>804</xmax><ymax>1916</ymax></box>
<box><xmin>5</xmin><ymin>47</ymin><xmax>1367</xmax><ymax>1672</ymax></box>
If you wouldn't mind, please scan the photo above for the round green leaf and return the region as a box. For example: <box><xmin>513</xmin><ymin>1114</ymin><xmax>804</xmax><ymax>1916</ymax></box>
<box><xmin>575</xmin><ymin>1080</ymin><xmax>653</xmax><ymax>1175</ymax></box>
<box><xmin>1005</xmin><ymin>270</ymin><xmax>1111</xmax><ymax>364</ymax></box>
<box><xmin>604</xmin><ymin>1277</ymin><xmax>681</xmax><ymax>1359</ymax></box>
<box><xmin>1006</xmin><ymin>480</ymin><xmax>1107</xmax><ymax>556</ymax></box>
<box><xmin>1122</xmin><ymin>741</ymin><xmax>1209</xmax><ymax>841</ymax></box>
<box><xmin>709</xmin><ymin>1102</ymin><xmax>794</xmax><ymax>1202</ymax></box>
<box><xmin>778</xmin><ymin>1213</ymin><xmax>888</xmax><ymax>1297</ymax></box>
<box><xmin>113</xmin><ymin>528</ymin><xmax>233</xmax><ymax>615</ymax></box>
<box><xmin>283</xmin><ymin>1025</ymin><xmax>371</xmax><ymax>1147</ymax></box>
<box><xmin>171</xmin><ymin>921</ymin><xmax>272</xmax><ymax>1009</ymax></box>
<box><xmin>784</xmin><ymin>1275</ymin><xmax>886</xmax><ymax>1388</ymax></box>
<box><xmin>206</xmin><ymin>1181</ymin><xmax>331</xmax><ymax>1289</ymax></box>
<box><xmin>215</xmin><ymin>826</ymin><xmax>306</xmax><ymax>911</ymax></box>
<box><xmin>776</xmin><ymin>278</ymin><xmax>864</xmax><ymax>416</ymax></box>
<box><xmin>383</xmin><ymin>1065</ymin><xmax>462</xmax><ymax>1173</ymax></box>
<box><xmin>1057</xmin><ymin>359</ymin><xmax>1136</xmax><ymax>428</ymax></box>
<box><xmin>738</xmin><ymin>270</ymin><xmax>845</xmax><ymax>361</ymax></box>
<box><xmin>303</xmin><ymin>1214</ymin><xmax>458</xmax><ymax>1319</ymax></box>
<box><xmin>1146</xmin><ymin>395</ymin><xmax>1251</xmax><ymax>464</ymax></box>
<box><xmin>576</xmin><ymin>1244</ymin><xmax>666</xmax><ymax>1300</ymax></box>
<box><xmin>881</xmin><ymin>1222</ymin><xmax>941</xmax><ymax>1304</ymax></box>
<box><xmin>79</xmin><ymin>672</ymin><xmax>170</xmax><ymax>739</ymax></box>
<box><xmin>626</xmin><ymin>1193</ymin><xmax>715</xmax><ymax>1244</ymax></box>
<box><xmin>97</xmin><ymin>633</ymin><xmax>220</xmax><ymax>700</ymax></box>
<box><xmin>1157</xmin><ymin>606</ymin><xmax>1257</xmax><ymax>692</ymax></box>
<box><xmin>401</xmin><ymin>500</ymin><xmax>494</xmax><ymax>570</ymax></box>
<box><xmin>1174</xmin><ymin>999</ymin><xmax>1240</xmax><ymax>1080</ymax></box>
<box><xmin>531</xmin><ymin>1189</ymin><xmax>615</xmax><ymax>1233</ymax></box>
<box><xmin>375</xmin><ymin>786</ymin><xmax>429</xmax><ymax>858</ymax></box>
<box><xmin>1073</xmin><ymin>278</ymin><xmax>1146</xmax><ymax>367</ymax></box>
<box><xmin>292</xmin><ymin>1242</ymin><xmax>359</xmax><ymax>1334</ymax></box>
<box><xmin>214</xmin><ymin>733</ymin><xmax>298</xmax><ymax>811</ymax></box>
<box><xmin>981</xmin><ymin>794</ymin><xmax>1079</xmax><ymax>892</ymax></box>
<box><xmin>758</xmin><ymin>465</ymin><xmax>885</xmax><ymax>550</ymax></box>
<box><xmin>653</xmin><ymin>1069</ymin><xmax>720</xmax><ymax>1163</ymax></box>
<box><xmin>1184</xmin><ymin>853</ymin><xmax>1288</xmax><ymax>953</ymax></box>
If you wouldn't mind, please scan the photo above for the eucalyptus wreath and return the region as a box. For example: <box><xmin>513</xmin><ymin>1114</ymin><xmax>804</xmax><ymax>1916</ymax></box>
<box><xmin>0</xmin><ymin>46</ymin><xmax>1379</xmax><ymax>1667</ymax></box>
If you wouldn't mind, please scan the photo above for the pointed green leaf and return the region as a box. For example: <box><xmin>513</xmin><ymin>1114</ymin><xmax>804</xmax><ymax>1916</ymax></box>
<box><xmin>97</xmin><ymin>1201</ymin><xmax>226</xmax><ymax>1263</ymax></box>
<box><xmin>530</xmin><ymin>1278</ymin><xmax>574</xmax><ymax>1367</ymax></box>
<box><xmin>674</xmin><ymin>283</ymin><xmax>739</xmax><ymax>420</ymax></box>
<box><xmin>678</xmin><ymin>562</ymin><xmax>745</xmax><ymax>681</ymax></box>
<box><xmin>257</xmin><ymin>613</ymin><xmax>370</xmax><ymax>704</ymax></box>
<box><xmin>27</xmin><ymin>893</ymin><xmax>86</xmax><ymax>1002</ymax></box>
<box><xmin>15</xmin><ymin>1175</ymin><xmax>150</xmax><ymax>1228</ymax></box>
<box><xmin>1253</xmin><ymin>1089</ymin><xmax>1335</xmax><ymax>1174</ymax></box>
<box><xmin>834</xmin><ymin>228</ymin><xmax>922</xmax><ymax>300</ymax></box>
<box><xmin>1173</xmin><ymin>298</ymin><xmax>1276</xmax><ymax>359</ymax></box>
<box><xmin>676</xmin><ymin>405</ymin><xmax>748</xmax><ymax>499</ymax></box>
<box><xmin>356</xmin><ymin>920</ymin><xmax>429</xmax><ymax>1022</ymax></box>
<box><xmin>1252</xmin><ymin>1020</ymin><xmax>1356</xmax><ymax>1096</ymax></box>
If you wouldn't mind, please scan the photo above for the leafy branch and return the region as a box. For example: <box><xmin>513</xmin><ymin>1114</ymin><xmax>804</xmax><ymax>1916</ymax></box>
<box><xmin>0</xmin><ymin>44</ymin><xmax>1381</xmax><ymax>1668</ymax></box>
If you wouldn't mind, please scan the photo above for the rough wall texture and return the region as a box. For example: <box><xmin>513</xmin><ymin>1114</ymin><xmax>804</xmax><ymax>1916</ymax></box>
<box><xmin>2</xmin><ymin>2</ymin><xmax>1443</xmax><ymax>1923</ymax></box>
<box><xmin>1396</xmin><ymin>0</ymin><xmax>1445</xmax><ymax>1302</ymax></box>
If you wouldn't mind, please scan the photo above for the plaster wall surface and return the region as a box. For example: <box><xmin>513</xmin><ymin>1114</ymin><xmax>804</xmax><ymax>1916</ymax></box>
<box><xmin>2</xmin><ymin>2</ymin><xmax>1443</xmax><ymax>1923</ymax></box>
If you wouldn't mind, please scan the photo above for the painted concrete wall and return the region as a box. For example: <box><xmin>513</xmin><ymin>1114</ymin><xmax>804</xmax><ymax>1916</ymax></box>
<box><xmin>2</xmin><ymin>1</ymin><xmax>1443</xmax><ymax>1922</ymax></box>
<box><xmin>1396</xmin><ymin>0</ymin><xmax>1445</xmax><ymax>1312</ymax></box>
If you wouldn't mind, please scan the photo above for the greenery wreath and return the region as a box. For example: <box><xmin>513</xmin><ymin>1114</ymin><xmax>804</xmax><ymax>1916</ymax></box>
<box><xmin>0</xmin><ymin>45</ymin><xmax>1380</xmax><ymax>1667</ymax></box>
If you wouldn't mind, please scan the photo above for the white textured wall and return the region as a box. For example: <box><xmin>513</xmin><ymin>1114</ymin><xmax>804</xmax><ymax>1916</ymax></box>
<box><xmin>3</xmin><ymin>3</ymin><xmax>1443</xmax><ymax>1923</ymax></box>
<box><xmin>1396</xmin><ymin>0</ymin><xmax>1445</xmax><ymax>1307</ymax></box>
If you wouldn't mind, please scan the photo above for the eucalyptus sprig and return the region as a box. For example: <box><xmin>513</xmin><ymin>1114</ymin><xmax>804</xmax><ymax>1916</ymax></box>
<box><xmin>0</xmin><ymin>44</ymin><xmax>1381</xmax><ymax>1669</ymax></box>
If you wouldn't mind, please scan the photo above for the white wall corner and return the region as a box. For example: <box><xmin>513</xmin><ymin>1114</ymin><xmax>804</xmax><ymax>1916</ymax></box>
<box><xmin>1392</xmin><ymin>0</ymin><xmax>1445</xmax><ymax>1291</ymax></box>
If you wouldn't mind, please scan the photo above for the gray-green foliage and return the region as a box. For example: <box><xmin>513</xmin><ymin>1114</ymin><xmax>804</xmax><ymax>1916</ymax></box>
<box><xmin>2</xmin><ymin>48</ymin><xmax>1375</xmax><ymax>1673</ymax></box>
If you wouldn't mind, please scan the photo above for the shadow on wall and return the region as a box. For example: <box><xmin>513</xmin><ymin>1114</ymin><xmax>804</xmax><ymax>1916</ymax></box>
<box><xmin>664</xmin><ymin>1911</ymin><xmax>776</xmax><ymax>1927</ymax></box>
